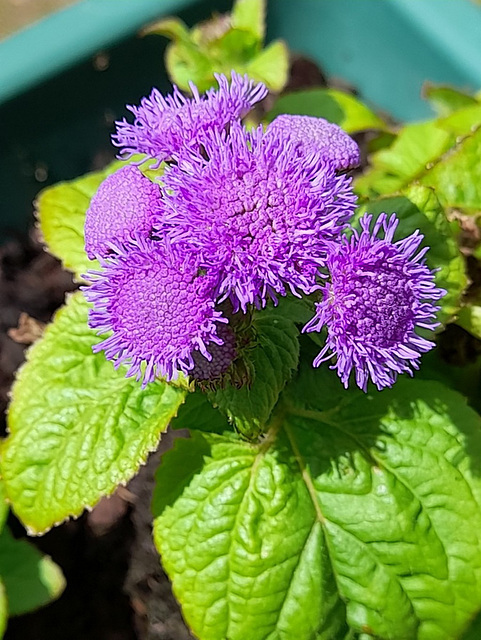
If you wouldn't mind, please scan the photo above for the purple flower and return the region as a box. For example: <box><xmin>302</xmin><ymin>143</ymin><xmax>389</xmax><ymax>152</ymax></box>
<box><xmin>266</xmin><ymin>115</ymin><xmax>360</xmax><ymax>171</ymax></box>
<box><xmin>84</xmin><ymin>166</ymin><xmax>162</xmax><ymax>259</ymax></box>
<box><xmin>112</xmin><ymin>71</ymin><xmax>267</xmax><ymax>163</ymax></box>
<box><xmin>304</xmin><ymin>213</ymin><xmax>445</xmax><ymax>391</ymax></box>
<box><xmin>157</xmin><ymin>121</ymin><xmax>357</xmax><ymax>311</ymax></box>
<box><xmin>83</xmin><ymin>236</ymin><xmax>227</xmax><ymax>385</ymax></box>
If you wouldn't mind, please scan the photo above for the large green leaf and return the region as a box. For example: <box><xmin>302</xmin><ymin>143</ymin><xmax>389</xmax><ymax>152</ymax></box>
<box><xmin>209</xmin><ymin>309</ymin><xmax>299</xmax><ymax>438</ymax></box>
<box><xmin>266</xmin><ymin>88</ymin><xmax>386</xmax><ymax>133</ymax></box>
<box><xmin>153</xmin><ymin>371</ymin><xmax>481</xmax><ymax>640</ymax></box>
<box><xmin>0</xmin><ymin>528</ymin><xmax>65</xmax><ymax>616</ymax></box>
<box><xmin>356</xmin><ymin>185</ymin><xmax>467</xmax><ymax>325</ymax></box>
<box><xmin>437</xmin><ymin>105</ymin><xmax>481</xmax><ymax>137</ymax></box>
<box><xmin>1</xmin><ymin>292</ymin><xmax>186</xmax><ymax>534</ymax></box>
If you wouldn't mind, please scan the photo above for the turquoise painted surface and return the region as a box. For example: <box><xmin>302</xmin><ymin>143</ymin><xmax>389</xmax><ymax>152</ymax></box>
<box><xmin>267</xmin><ymin>0</ymin><xmax>481</xmax><ymax>121</ymax></box>
<box><xmin>0</xmin><ymin>0</ymin><xmax>196</xmax><ymax>105</ymax></box>
<box><xmin>1</xmin><ymin>0</ymin><xmax>480</xmax><ymax>116</ymax></box>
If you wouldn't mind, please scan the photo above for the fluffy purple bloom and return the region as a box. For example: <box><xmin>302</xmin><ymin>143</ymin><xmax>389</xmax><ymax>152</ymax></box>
<box><xmin>84</xmin><ymin>166</ymin><xmax>162</xmax><ymax>259</ymax></box>
<box><xmin>83</xmin><ymin>236</ymin><xmax>227</xmax><ymax>385</ymax></box>
<box><xmin>266</xmin><ymin>115</ymin><xmax>360</xmax><ymax>171</ymax></box>
<box><xmin>304</xmin><ymin>213</ymin><xmax>445</xmax><ymax>391</ymax></box>
<box><xmin>112</xmin><ymin>71</ymin><xmax>267</xmax><ymax>163</ymax></box>
<box><xmin>157</xmin><ymin>121</ymin><xmax>357</xmax><ymax>311</ymax></box>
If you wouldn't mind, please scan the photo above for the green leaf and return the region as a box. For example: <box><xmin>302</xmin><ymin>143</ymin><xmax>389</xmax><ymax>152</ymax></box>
<box><xmin>266</xmin><ymin>88</ymin><xmax>386</xmax><ymax>133</ymax></box>
<box><xmin>164</xmin><ymin>40</ymin><xmax>214</xmax><ymax>94</ymax></box>
<box><xmin>245</xmin><ymin>39</ymin><xmax>289</xmax><ymax>93</ymax></box>
<box><xmin>273</xmin><ymin>294</ymin><xmax>316</xmax><ymax>326</ymax></box>
<box><xmin>231</xmin><ymin>0</ymin><xmax>265</xmax><ymax>41</ymax></box>
<box><xmin>0</xmin><ymin>579</ymin><xmax>6</xmax><ymax>639</ymax></box>
<box><xmin>356</xmin><ymin>184</ymin><xmax>467</xmax><ymax>324</ymax></box>
<box><xmin>0</xmin><ymin>482</ymin><xmax>8</xmax><ymax>535</ymax></box>
<box><xmin>355</xmin><ymin>120</ymin><xmax>453</xmax><ymax>198</ymax></box>
<box><xmin>457</xmin><ymin>305</ymin><xmax>481</xmax><ymax>340</ymax></box>
<box><xmin>171</xmin><ymin>389</ymin><xmax>231</xmax><ymax>435</ymax></box>
<box><xmin>153</xmin><ymin>373</ymin><xmax>481</xmax><ymax>640</ymax></box>
<box><xmin>0</xmin><ymin>527</ymin><xmax>65</xmax><ymax>616</ymax></box>
<box><xmin>1</xmin><ymin>292</ymin><xmax>186</xmax><ymax>534</ymax></box>
<box><xmin>152</xmin><ymin>4</ymin><xmax>286</xmax><ymax>94</ymax></box>
<box><xmin>142</xmin><ymin>16</ymin><xmax>191</xmax><ymax>42</ymax></box>
<box><xmin>356</xmin><ymin>110</ymin><xmax>481</xmax><ymax>201</ymax></box>
<box><xmin>209</xmin><ymin>309</ymin><xmax>299</xmax><ymax>438</ymax></box>
<box><xmin>462</xmin><ymin>609</ymin><xmax>481</xmax><ymax>640</ymax></box>
<box><xmin>420</xmin><ymin>126</ymin><xmax>481</xmax><ymax>212</ymax></box>
<box><xmin>423</xmin><ymin>83</ymin><xmax>478</xmax><ymax>117</ymax></box>
<box><xmin>437</xmin><ymin>104</ymin><xmax>481</xmax><ymax>137</ymax></box>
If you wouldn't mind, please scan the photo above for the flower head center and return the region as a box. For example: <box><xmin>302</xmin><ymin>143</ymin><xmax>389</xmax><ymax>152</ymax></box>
<box><xmin>330</xmin><ymin>253</ymin><xmax>416</xmax><ymax>348</ymax></box>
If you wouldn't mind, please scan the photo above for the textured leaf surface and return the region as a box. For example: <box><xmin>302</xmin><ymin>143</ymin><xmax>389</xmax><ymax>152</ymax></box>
<box><xmin>420</xmin><ymin>126</ymin><xmax>481</xmax><ymax>211</ymax></box>
<box><xmin>1</xmin><ymin>293</ymin><xmax>186</xmax><ymax>533</ymax></box>
<box><xmin>0</xmin><ymin>528</ymin><xmax>65</xmax><ymax>616</ymax></box>
<box><xmin>266</xmin><ymin>88</ymin><xmax>386</xmax><ymax>133</ymax></box>
<box><xmin>355</xmin><ymin>120</ymin><xmax>453</xmax><ymax>198</ymax></box>
<box><xmin>356</xmin><ymin>112</ymin><xmax>481</xmax><ymax>200</ymax></box>
<box><xmin>209</xmin><ymin>310</ymin><xmax>299</xmax><ymax>438</ymax></box>
<box><xmin>153</xmin><ymin>372</ymin><xmax>481</xmax><ymax>640</ymax></box>
<box><xmin>357</xmin><ymin>184</ymin><xmax>467</xmax><ymax>324</ymax></box>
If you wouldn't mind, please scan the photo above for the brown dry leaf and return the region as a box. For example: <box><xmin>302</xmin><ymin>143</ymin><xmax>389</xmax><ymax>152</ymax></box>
<box><xmin>8</xmin><ymin>313</ymin><xmax>46</xmax><ymax>345</ymax></box>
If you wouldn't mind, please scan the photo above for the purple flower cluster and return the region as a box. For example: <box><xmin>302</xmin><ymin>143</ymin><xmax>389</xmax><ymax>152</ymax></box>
<box><xmin>84</xmin><ymin>71</ymin><xmax>443</xmax><ymax>391</ymax></box>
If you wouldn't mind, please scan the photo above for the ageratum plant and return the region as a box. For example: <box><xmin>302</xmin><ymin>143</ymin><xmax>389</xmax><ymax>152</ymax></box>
<box><xmin>2</xmin><ymin>2</ymin><xmax>481</xmax><ymax>638</ymax></box>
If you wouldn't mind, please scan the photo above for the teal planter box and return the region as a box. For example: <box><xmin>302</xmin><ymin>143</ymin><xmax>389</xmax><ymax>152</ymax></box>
<box><xmin>1</xmin><ymin>0</ymin><xmax>481</xmax><ymax>239</ymax></box>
